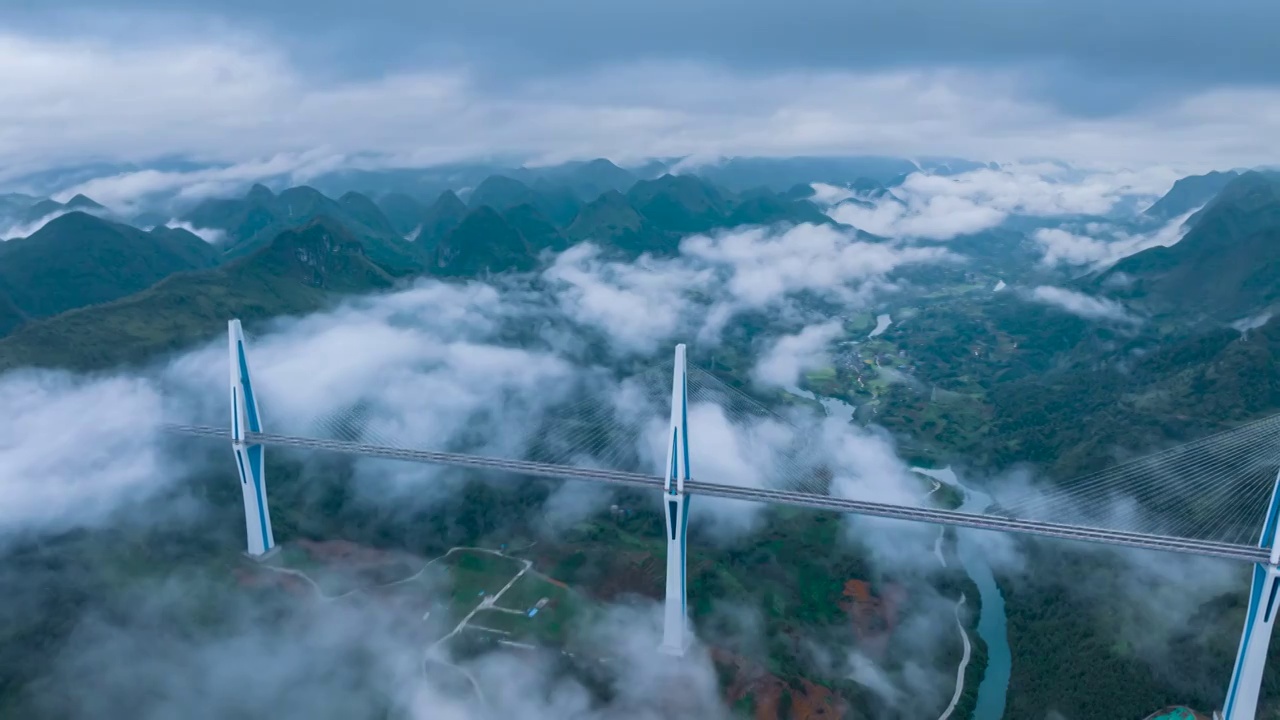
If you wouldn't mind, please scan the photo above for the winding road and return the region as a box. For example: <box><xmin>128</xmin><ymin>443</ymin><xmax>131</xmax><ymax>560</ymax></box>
<box><xmin>258</xmin><ymin>544</ymin><xmax>535</xmax><ymax>708</ymax></box>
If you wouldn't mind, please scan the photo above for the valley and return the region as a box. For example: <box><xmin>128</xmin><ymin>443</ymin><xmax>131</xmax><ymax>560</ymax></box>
<box><xmin>2</xmin><ymin>159</ymin><xmax>1280</xmax><ymax>719</ymax></box>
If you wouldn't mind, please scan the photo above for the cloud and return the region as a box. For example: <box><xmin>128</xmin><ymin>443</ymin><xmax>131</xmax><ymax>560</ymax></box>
<box><xmin>24</xmin><ymin>553</ymin><xmax>732</xmax><ymax>720</ymax></box>
<box><xmin>1033</xmin><ymin>209</ymin><xmax>1197</xmax><ymax>270</ymax></box>
<box><xmin>0</xmin><ymin>209</ymin><xmax>73</xmax><ymax>240</ymax></box>
<box><xmin>0</xmin><ymin>370</ymin><xmax>183</xmax><ymax>537</ymax></box>
<box><xmin>1027</xmin><ymin>285</ymin><xmax>1139</xmax><ymax>323</ymax></box>
<box><xmin>52</xmin><ymin>150</ymin><xmax>350</xmax><ymax>210</ymax></box>
<box><xmin>9</xmin><ymin>0</ymin><xmax>1280</xmax><ymax>103</ymax></box>
<box><xmin>0</xmin><ymin>214</ymin><xmax>944</xmax><ymax>541</ymax></box>
<box><xmin>165</xmin><ymin>220</ymin><xmax>226</xmax><ymax>244</ymax></box>
<box><xmin>898</xmin><ymin>166</ymin><xmax>1179</xmax><ymax>217</ymax></box>
<box><xmin>808</xmin><ymin>182</ymin><xmax>855</xmax><ymax>205</ymax></box>
<box><xmin>827</xmin><ymin>165</ymin><xmax>1188</xmax><ymax>241</ymax></box>
<box><xmin>3</xmin><ymin>27</ymin><xmax>1280</xmax><ymax>203</ymax></box>
<box><xmin>753</xmin><ymin>321</ymin><xmax>843</xmax><ymax>389</ymax></box>
<box><xmin>542</xmin><ymin>244</ymin><xmax>709</xmax><ymax>355</ymax></box>
<box><xmin>829</xmin><ymin>191</ymin><xmax>1007</xmax><ymax>240</ymax></box>
<box><xmin>546</xmin><ymin>224</ymin><xmax>952</xmax><ymax>354</ymax></box>
<box><xmin>678</xmin><ymin>224</ymin><xmax>952</xmax><ymax>318</ymax></box>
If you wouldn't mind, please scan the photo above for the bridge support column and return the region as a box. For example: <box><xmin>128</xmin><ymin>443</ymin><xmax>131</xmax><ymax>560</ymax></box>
<box><xmin>660</xmin><ymin>344</ymin><xmax>692</xmax><ymax>656</ymax></box>
<box><xmin>1222</xmin><ymin>469</ymin><xmax>1280</xmax><ymax>720</ymax></box>
<box><xmin>229</xmin><ymin>319</ymin><xmax>275</xmax><ymax>558</ymax></box>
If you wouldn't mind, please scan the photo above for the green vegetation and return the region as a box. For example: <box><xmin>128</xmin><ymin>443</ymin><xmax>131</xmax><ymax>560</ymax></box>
<box><xmin>0</xmin><ymin>170</ymin><xmax>835</xmax><ymax>374</ymax></box>
<box><xmin>0</xmin><ymin>218</ymin><xmax>393</xmax><ymax>372</ymax></box>
<box><xmin>187</xmin><ymin>184</ymin><xmax>425</xmax><ymax>276</ymax></box>
<box><xmin>998</xmin><ymin>542</ymin><xmax>1244</xmax><ymax>719</ymax></box>
<box><xmin>442</xmin><ymin>549</ymin><xmax>525</xmax><ymax>607</ymax></box>
<box><xmin>1100</xmin><ymin>171</ymin><xmax>1280</xmax><ymax>320</ymax></box>
<box><xmin>1144</xmin><ymin>170</ymin><xmax>1240</xmax><ymax>221</ymax></box>
<box><xmin>8</xmin><ymin>163</ymin><xmax>1280</xmax><ymax>717</ymax></box>
<box><xmin>0</xmin><ymin>212</ymin><xmax>219</xmax><ymax>326</ymax></box>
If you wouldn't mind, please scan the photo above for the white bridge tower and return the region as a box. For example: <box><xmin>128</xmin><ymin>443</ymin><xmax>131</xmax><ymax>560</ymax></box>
<box><xmin>660</xmin><ymin>343</ymin><xmax>693</xmax><ymax>656</ymax></box>
<box><xmin>1222</xmin><ymin>468</ymin><xmax>1280</xmax><ymax>719</ymax></box>
<box><xmin>229</xmin><ymin>319</ymin><xmax>276</xmax><ymax>557</ymax></box>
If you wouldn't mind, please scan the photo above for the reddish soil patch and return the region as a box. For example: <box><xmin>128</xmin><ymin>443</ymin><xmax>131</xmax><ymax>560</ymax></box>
<box><xmin>233</xmin><ymin>566</ymin><xmax>309</xmax><ymax>596</ymax></box>
<box><xmin>839</xmin><ymin>579</ymin><xmax>905</xmax><ymax>659</ymax></box>
<box><xmin>789</xmin><ymin>679</ymin><xmax>843</xmax><ymax>719</ymax></box>
<box><xmin>714</xmin><ymin>648</ymin><xmax>847</xmax><ymax>720</ymax></box>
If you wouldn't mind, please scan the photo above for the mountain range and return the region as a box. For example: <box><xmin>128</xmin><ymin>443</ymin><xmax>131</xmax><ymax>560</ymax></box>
<box><xmin>5</xmin><ymin>160</ymin><xmax>1280</xmax><ymax>381</ymax></box>
<box><xmin>1098</xmin><ymin>171</ymin><xmax>1280</xmax><ymax>320</ymax></box>
<box><xmin>1141</xmin><ymin>170</ymin><xmax>1241</xmax><ymax>221</ymax></box>
<box><xmin>0</xmin><ymin>168</ymin><xmax>839</xmax><ymax>370</ymax></box>
<box><xmin>0</xmin><ymin>218</ymin><xmax>391</xmax><ymax>372</ymax></box>
<box><xmin>5</xmin><ymin>154</ymin><xmax>991</xmax><ymax>207</ymax></box>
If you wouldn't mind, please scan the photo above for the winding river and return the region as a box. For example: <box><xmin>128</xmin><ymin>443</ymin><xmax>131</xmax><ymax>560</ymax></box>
<box><xmin>792</xmin><ymin>382</ymin><xmax>1012</xmax><ymax>718</ymax></box>
<box><xmin>913</xmin><ymin>467</ymin><xmax>1012</xmax><ymax>720</ymax></box>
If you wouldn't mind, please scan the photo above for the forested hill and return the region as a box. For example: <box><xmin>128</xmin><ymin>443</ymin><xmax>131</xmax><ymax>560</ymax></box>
<box><xmin>0</xmin><ymin>171</ymin><xmax>839</xmax><ymax>371</ymax></box>
<box><xmin>0</xmin><ymin>218</ymin><xmax>393</xmax><ymax>373</ymax></box>
<box><xmin>1142</xmin><ymin>170</ymin><xmax>1241</xmax><ymax>221</ymax></box>
<box><xmin>0</xmin><ymin>212</ymin><xmax>220</xmax><ymax>319</ymax></box>
<box><xmin>1098</xmin><ymin>171</ymin><xmax>1280</xmax><ymax>321</ymax></box>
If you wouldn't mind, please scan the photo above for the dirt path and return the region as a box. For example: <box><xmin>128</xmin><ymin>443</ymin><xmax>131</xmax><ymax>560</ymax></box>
<box><xmin>257</xmin><ymin>544</ymin><xmax>534</xmax><ymax>709</ymax></box>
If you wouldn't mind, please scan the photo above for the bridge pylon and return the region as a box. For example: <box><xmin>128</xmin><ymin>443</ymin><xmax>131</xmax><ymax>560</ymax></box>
<box><xmin>659</xmin><ymin>343</ymin><xmax>693</xmax><ymax>656</ymax></box>
<box><xmin>1222</xmin><ymin>468</ymin><xmax>1280</xmax><ymax>719</ymax></box>
<box><xmin>229</xmin><ymin>319</ymin><xmax>276</xmax><ymax>558</ymax></box>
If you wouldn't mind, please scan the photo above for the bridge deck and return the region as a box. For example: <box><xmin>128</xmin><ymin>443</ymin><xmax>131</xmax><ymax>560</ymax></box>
<box><xmin>166</xmin><ymin>424</ymin><xmax>1268</xmax><ymax>564</ymax></box>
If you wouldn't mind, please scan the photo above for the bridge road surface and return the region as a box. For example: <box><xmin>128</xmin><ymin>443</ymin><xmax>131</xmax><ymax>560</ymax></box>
<box><xmin>165</xmin><ymin>424</ymin><xmax>1270</xmax><ymax>565</ymax></box>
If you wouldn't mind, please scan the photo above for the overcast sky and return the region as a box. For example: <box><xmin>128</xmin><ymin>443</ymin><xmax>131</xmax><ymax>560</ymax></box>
<box><xmin>2</xmin><ymin>0</ymin><xmax>1279</xmax><ymax>185</ymax></box>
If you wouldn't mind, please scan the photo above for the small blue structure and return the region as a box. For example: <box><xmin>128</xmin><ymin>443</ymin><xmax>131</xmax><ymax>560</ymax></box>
<box><xmin>527</xmin><ymin>608</ymin><xmax>538</xmax><ymax>618</ymax></box>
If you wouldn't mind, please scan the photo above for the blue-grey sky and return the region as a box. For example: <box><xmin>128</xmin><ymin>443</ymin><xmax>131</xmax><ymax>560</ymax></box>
<box><xmin>1</xmin><ymin>0</ymin><xmax>1279</xmax><ymax>198</ymax></box>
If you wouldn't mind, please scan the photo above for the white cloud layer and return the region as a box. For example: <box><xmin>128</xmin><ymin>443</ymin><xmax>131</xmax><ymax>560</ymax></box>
<box><xmin>1</xmin><ymin>28</ymin><xmax>1278</xmax><ymax>202</ymax></box>
<box><xmin>0</xmin><ymin>371</ymin><xmax>176</xmax><ymax>535</ymax></box>
<box><xmin>1033</xmin><ymin>210</ymin><xmax>1197</xmax><ymax>270</ymax></box>
<box><xmin>826</xmin><ymin>165</ymin><xmax>1186</xmax><ymax>241</ymax></box>
<box><xmin>545</xmin><ymin>224</ymin><xmax>952</xmax><ymax>351</ymax></box>
<box><xmin>0</xmin><ymin>210</ymin><xmax>72</xmax><ymax>241</ymax></box>
<box><xmin>1027</xmin><ymin>285</ymin><xmax>1139</xmax><ymax>324</ymax></box>
<box><xmin>165</xmin><ymin>220</ymin><xmax>226</xmax><ymax>244</ymax></box>
<box><xmin>753</xmin><ymin>321</ymin><xmax>843</xmax><ymax>388</ymax></box>
<box><xmin>0</xmin><ymin>217</ymin><xmax>948</xmax><ymax>541</ymax></box>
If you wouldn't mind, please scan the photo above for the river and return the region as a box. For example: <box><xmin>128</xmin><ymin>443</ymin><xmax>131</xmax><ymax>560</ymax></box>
<box><xmin>869</xmin><ymin>313</ymin><xmax>893</xmax><ymax>338</ymax></box>
<box><xmin>792</xmin><ymin>383</ymin><xmax>1012</xmax><ymax>718</ymax></box>
<box><xmin>913</xmin><ymin>466</ymin><xmax>1011</xmax><ymax>720</ymax></box>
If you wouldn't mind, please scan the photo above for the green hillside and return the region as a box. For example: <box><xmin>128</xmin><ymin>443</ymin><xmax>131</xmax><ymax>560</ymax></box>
<box><xmin>338</xmin><ymin>191</ymin><xmax>399</xmax><ymax>237</ymax></box>
<box><xmin>1143</xmin><ymin>170</ymin><xmax>1240</xmax><ymax>221</ymax></box>
<box><xmin>376</xmin><ymin>192</ymin><xmax>426</xmax><ymax>236</ymax></box>
<box><xmin>0</xmin><ymin>289</ymin><xmax>26</xmax><ymax>337</ymax></box>
<box><xmin>184</xmin><ymin>184</ymin><xmax>425</xmax><ymax>276</ymax></box>
<box><xmin>0</xmin><ymin>212</ymin><xmax>220</xmax><ymax>323</ymax></box>
<box><xmin>0</xmin><ymin>172</ymin><xmax>838</xmax><ymax>367</ymax></box>
<box><xmin>502</xmin><ymin>203</ymin><xmax>568</xmax><ymax>254</ymax></box>
<box><xmin>1099</xmin><ymin>171</ymin><xmax>1280</xmax><ymax>320</ymax></box>
<box><xmin>0</xmin><ymin>217</ymin><xmax>393</xmax><ymax>372</ymax></box>
<box><xmin>625</xmin><ymin>174</ymin><xmax>730</xmax><ymax>234</ymax></box>
<box><xmin>468</xmin><ymin>175</ymin><xmax>543</xmax><ymax>212</ymax></box>
<box><xmin>431</xmin><ymin>206</ymin><xmax>534</xmax><ymax>277</ymax></box>
<box><xmin>416</xmin><ymin>190</ymin><xmax>470</xmax><ymax>251</ymax></box>
<box><xmin>468</xmin><ymin>175</ymin><xmax>582</xmax><ymax>226</ymax></box>
<box><xmin>427</xmin><ymin>172</ymin><xmax>832</xmax><ymax>273</ymax></box>
<box><xmin>540</xmin><ymin>158</ymin><xmax>638</xmax><ymax>200</ymax></box>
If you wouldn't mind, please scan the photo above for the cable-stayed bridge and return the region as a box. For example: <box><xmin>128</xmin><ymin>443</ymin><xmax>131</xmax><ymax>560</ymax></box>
<box><xmin>166</xmin><ymin>320</ymin><xmax>1280</xmax><ymax>720</ymax></box>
